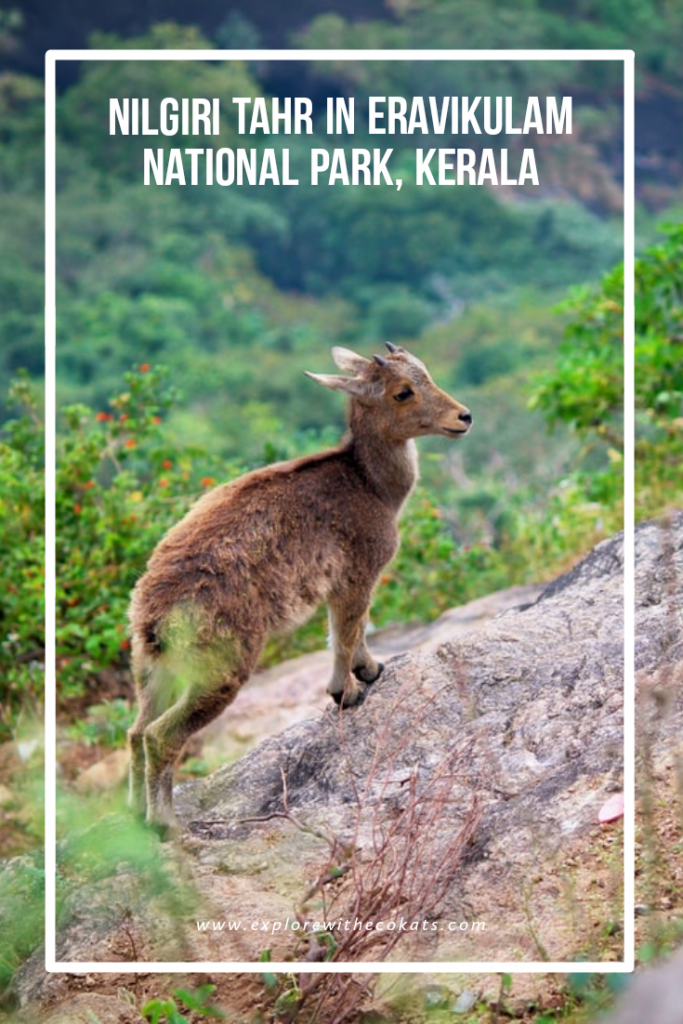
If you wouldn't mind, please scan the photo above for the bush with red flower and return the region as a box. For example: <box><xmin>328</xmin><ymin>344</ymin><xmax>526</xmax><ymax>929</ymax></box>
<box><xmin>53</xmin><ymin>364</ymin><xmax>243</xmax><ymax>711</ymax></box>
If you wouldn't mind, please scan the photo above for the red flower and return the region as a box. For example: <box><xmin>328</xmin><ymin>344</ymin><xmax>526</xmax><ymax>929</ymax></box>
<box><xmin>200</xmin><ymin>477</ymin><xmax>216</xmax><ymax>487</ymax></box>
<box><xmin>152</xmin><ymin>416</ymin><xmax>162</xmax><ymax>424</ymax></box>
<box><xmin>119</xmin><ymin>414</ymin><xmax>128</xmax><ymax>422</ymax></box>
<box><xmin>139</xmin><ymin>363</ymin><xmax>150</xmax><ymax>373</ymax></box>
<box><xmin>120</xmin><ymin>639</ymin><xmax>131</xmax><ymax>650</ymax></box>
<box><xmin>95</xmin><ymin>412</ymin><xmax>113</xmax><ymax>422</ymax></box>
<box><xmin>162</xmin><ymin>459</ymin><xmax>172</xmax><ymax>469</ymax></box>
<box><xmin>83</xmin><ymin>480</ymin><xmax>95</xmax><ymax>490</ymax></box>
<box><xmin>74</xmin><ymin>504</ymin><xmax>82</xmax><ymax>514</ymax></box>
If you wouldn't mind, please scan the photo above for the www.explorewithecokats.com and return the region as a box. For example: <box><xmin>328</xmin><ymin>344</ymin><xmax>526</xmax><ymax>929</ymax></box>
<box><xmin>196</xmin><ymin>917</ymin><xmax>486</xmax><ymax>936</ymax></box>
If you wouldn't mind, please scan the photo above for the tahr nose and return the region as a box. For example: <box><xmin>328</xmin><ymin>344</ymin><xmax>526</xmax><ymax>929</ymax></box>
<box><xmin>459</xmin><ymin>410</ymin><xmax>472</xmax><ymax>425</ymax></box>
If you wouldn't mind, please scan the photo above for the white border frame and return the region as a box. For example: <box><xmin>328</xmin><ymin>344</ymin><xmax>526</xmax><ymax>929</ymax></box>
<box><xmin>45</xmin><ymin>48</ymin><xmax>635</xmax><ymax>974</ymax></box>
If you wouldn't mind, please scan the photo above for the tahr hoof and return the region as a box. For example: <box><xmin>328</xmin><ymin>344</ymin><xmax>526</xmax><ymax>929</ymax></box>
<box><xmin>331</xmin><ymin>686</ymin><xmax>364</xmax><ymax>709</ymax></box>
<box><xmin>146</xmin><ymin>816</ymin><xmax>180</xmax><ymax>841</ymax></box>
<box><xmin>353</xmin><ymin>661</ymin><xmax>384</xmax><ymax>684</ymax></box>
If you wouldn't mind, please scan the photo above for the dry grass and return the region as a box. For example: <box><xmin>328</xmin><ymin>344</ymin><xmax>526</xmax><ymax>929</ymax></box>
<box><xmin>256</xmin><ymin>679</ymin><xmax>483</xmax><ymax>1023</ymax></box>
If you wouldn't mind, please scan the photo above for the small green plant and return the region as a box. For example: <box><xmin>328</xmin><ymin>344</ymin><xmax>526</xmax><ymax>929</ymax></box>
<box><xmin>0</xmin><ymin>856</ymin><xmax>46</xmax><ymax>995</ymax></box>
<box><xmin>66</xmin><ymin>698</ymin><xmax>135</xmax><ymax>748</ymax></box>
<box><xmin>141</xmin><ymin>984</ymin><xmax>225</xmax><ymax>1023</ymax></box>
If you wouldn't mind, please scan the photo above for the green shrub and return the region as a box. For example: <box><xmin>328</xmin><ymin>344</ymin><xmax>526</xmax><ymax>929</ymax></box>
<box><xmin>55</xmin><ymin>363</ymin><xmax>243</xmax><ymax>706</ymax></box>
<box><xmin>66</xmin><ymin>698</ymin><xmax>136</xmax><ymax>749</ymax></box>
<box><xmin>0</xmin><ymin>375</ymin><xmax>44</xmax><ymax>741</ymax></box>
<box><xmin>530</xmin><ymin>220</ymin><xmax>683</xmax><ymax>521</ymax></box>
<box><xmin>634</xmin><ymin>223</ymin><xmax>683</xmax><ymax>517</ymax></box>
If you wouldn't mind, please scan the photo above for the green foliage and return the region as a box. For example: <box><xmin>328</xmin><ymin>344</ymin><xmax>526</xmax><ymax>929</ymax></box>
<box><xmin>66</xmin><ymin>698</ymin><xmax>135</xmax><ymax>748</ymax></box>
<box><xmin>528</xmin><ymin>263</ymin><xmax>624</xmax><ymax>526</ymax></box>
<box><xmin>530</xmin><ymin>221</ymin><xmax>683</xmax><ymax>521</ymax></box>
<box><xmin>259</xmin><ymin>963</ymin><xmax>279</xmax><ymax>993</ymax></box>
<box><xmin>58</xmin><ymin>24</ymin><xmax>256</xmax><ymax>179</ymax></box>
<box><xmin>0</xmin><ymin>67</ymin><xmax>44</xmax><ymax>393</ymax></box>
<box><xmin>529</xmin><ymin>265</ymin><xmax>624</xmax><ymax>449</ymax></box>
<box><xmin>142</xmin><ymin>985</ymin><xmax>225</xmax><ymax>1023</ymax></box>
<box><xmin>301</xmin><ymin>0</ymin><xmax>683</xmax><ymax>90</ymax></box>
<box><xmin>634</xmin><ymin>223</ymin><xmax>683</xmax><ymax>517</ymax></box>
<box><xmin>0</xmin><ymin>855</ymin><xmax>45</xmax><ymax>993</ymax></box>
<box><xmin>0</xmin><ymin>374</ymin><xmax>44</xmax><ymax>740</ymax></box>
<box><xmin>55</xmin><ymin>363</ymin><xmax>241</xmax><ymax>705</ymax></box>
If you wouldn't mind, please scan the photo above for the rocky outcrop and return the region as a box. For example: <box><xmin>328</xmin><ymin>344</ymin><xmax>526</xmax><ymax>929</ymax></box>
<box><xmin>176</xmin><ymin>525</ymin><xmax>629</xmax><ymax>965</ymax></box>
<box><xmin>180</xmin><ymin>514</ymin><xmax>681</xmax><ymax>967</ymax></box>
<box><xmin>12</xmin><ymin>515</ymin><xmax>683</xmax><ymax>1014</ymax></box>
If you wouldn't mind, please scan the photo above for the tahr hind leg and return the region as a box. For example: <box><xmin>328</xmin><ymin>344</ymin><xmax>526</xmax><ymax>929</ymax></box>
<box><xmin>128</xmin><ymin>648</ymin><xmax>159</xmax><ymax>818</ymax></box>
<box><xmin>132</xmin><ymin>631</ymin><xmax>260</xmax><ymax>830</ymax></box>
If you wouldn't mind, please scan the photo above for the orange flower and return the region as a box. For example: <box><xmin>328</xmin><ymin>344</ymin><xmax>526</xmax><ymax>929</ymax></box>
<box><xmin>152</xmin><ymin>416</ymin><xmax>162</xmax><ymax>424</ymax></box>
<box><xmin>162</xmin><ymin>459</ymin><xmax>172</xmax><ymax>469</ymax></box>
<box><xmin>125</xmin><ymin>439</ymin><xmax>136</xmax><ymax>449</ymax></box>
<box><xmin>119</xmin><ymin>414</ymin><xmax>128</xmax><ymax>422</ymax></box>
<box><xmin>159</xmin><ymin>477</ymin><xmax>169</xmax><ymax>488</ymax></box>
<box><xmin>200</xmin><ymin>476</ymin><xmax>216</xmax><ymax>487</ymax></box>
<box><xmin>120</xmin><ymin>639</ymin><xmax>131</xmax><ymax>650</ymax></box>
<box><xmin>95</xmin><ymin>411</ymin><xmax>113</xmax><ymax>422</ymax></box>
<box><xmin>139</xmin><ymin>363</ymin><xmax>150</xmax><ymax>372</ymax></box>
<box><xmin>74</xmin><ymin>504</ymin><xmax>82</xmax><ymax>514</ymax></box>
<box><xmin>83</xmin><ymin>480</ymin><xmax>95</xmax><ymax>490</ymax></box>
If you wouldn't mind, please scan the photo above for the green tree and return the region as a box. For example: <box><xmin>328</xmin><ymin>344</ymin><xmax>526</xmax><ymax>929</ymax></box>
<box><xmin>530</xmin><ymin>221</ymin><xmax>683</xmax><ymax>521</ymax></box>
<box><xmin>634</xmin><ymin>223</ymin><xmax>683</xmax><ymax>517</ymax></box>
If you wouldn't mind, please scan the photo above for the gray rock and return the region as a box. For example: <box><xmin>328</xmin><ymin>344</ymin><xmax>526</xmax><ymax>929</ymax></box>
<box><xmin>452</xmin><ymin>989</ymin><xmax>481</xmax><ymax>1013</ymax></box>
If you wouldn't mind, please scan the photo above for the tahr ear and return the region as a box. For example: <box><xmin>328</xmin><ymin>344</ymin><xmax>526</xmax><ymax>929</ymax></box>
<box><xmin>304</xmin><ymin>371</ymin><xmax>382</xmax><ymax>401</ymax></box>
<box><xmin>331</xmin><ymin>347</ymin><xmax>371</xmax><ymax>375</ymax></box>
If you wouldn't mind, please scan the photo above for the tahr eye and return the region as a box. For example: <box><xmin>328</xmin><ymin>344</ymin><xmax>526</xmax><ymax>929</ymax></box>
<box><xmin>393</xmin><ymin>387</ymin><xmax>414</xmax><ymax>403</ymax></box>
